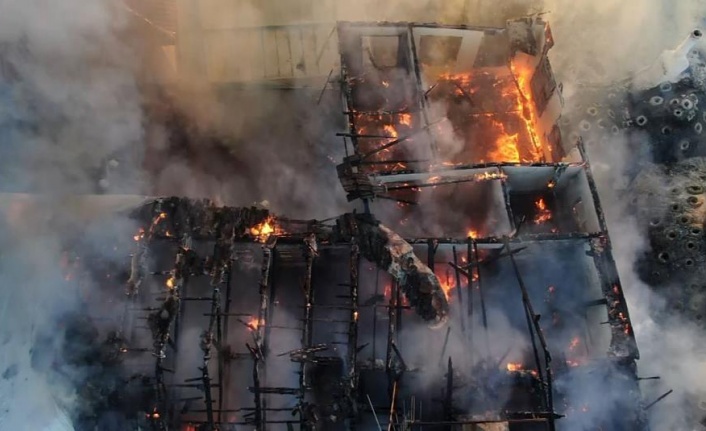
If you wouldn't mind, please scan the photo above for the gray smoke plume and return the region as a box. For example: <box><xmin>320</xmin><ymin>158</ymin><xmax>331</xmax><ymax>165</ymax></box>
<box><xmin>0</xmin><ymin>0</ymin><xmax>146</xmax><ymax>429</ymax></box>
<box><xmin>545</xmin><ymin>1</ymin><xmax>706</xmax><ymax>428</ymax></box>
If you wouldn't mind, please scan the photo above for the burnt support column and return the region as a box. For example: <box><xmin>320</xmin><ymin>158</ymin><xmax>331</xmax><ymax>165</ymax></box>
<box><xmin>347</xmin><ymin>241</ymin><xmax>361</xmax><ymax>428</ymax></box>
<box><xmin>504</xmin><ymin>238</ymin><xmax>555</xmax><ymax>431</ymax></box>
<box><xmin>253</xmin><ymin>237</ymin><xmax>277</xmax><ymax>431</ymax></box>
<box><xmin>300</xmin><ymin>234</ymin><xmax>318</xmax><ymax>429</ymax></box>
<box><xmin>386</xmin><ymin>280</ymin><xmax>399</xmax><ymax>413</ymax></box>
<box><xmin>452</xmin><ymin>246</ymin><xmax>466</xmax><ymax>333</ymax></box>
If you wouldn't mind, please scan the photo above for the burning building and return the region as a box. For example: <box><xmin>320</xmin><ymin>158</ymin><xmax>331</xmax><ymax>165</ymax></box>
<box><xmin>20</xmin><ymin>15</ymin><xmax>654</xmax><ymax>431</ymax></box>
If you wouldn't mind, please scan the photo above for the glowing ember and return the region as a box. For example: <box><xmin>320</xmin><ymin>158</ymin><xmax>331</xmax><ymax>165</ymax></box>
<box><xmin>534</xmin><ymin>198</ymin><xmax>552</xmax><ymax>224</ymax></box>
<box><xmin>399</xmin><ymin>113</ymin><xmax>412</xmax><ymax>127</ymax></box>
<box><xmin>506</xmin><ymin>362</ymin><xmax>539</xmax><ymax>377</ymax></box>
<box><xmin>473</xmin><ymin>171</ymin><xmax>507</xmax><ymax>182</ymax></box>
<box><xmin>506</xmin><ymin>362</ymin><xmax>524</xmax><ymax>372</ymax></box>
<box><xmin>383</xmin><ymin>124</ymin><xmax>399</xmax><ymax>138</ymax></box>
<box><xmin>133</xmin><ymin>228</ymin><xmax>145</xmax><ymax>242</ymax></box>
<box><xmin>569</xmin><ymin>336</ymin><xmax>580</xmax><ymax>351</ymax></box>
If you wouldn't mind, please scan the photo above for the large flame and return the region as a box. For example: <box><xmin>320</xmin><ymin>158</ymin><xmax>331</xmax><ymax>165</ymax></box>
<box><xmin>511</xmin><ymin>61</ymin><xmax>545</xmax><ymax>160</ymax></box>
<box><xmin>434</xmin><ymin>63</ymin><xmax>543</xmax><ymax>164</ymax></box>
<box><xmin>489</xmin><ymin>120</ymin><xmax>521</xmax><ymax>163</ymax></box>
<box><xmin>249</xmin><ymin>216</ymin><xmax>279</xmax><ymax>242</ymax></box>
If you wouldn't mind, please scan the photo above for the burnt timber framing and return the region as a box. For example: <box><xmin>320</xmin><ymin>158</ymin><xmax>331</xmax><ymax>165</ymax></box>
<box><xmin>331</xmin><ymin>18</ymin><xmax>642</xmax><ymax>431</ymax></box>
<box><xmin>83</xmin><ymin>18</ymin><xmax>647</xmax><ymax>431</ymax></box>
<box><xmin>117</xmin><ymin>177</ymin><xmax>643</xmax><ymax>430</ymax></box>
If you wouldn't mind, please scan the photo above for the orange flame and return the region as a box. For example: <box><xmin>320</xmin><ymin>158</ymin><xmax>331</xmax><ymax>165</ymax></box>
<box><xmin>506</xmin><ymin>362</ymin><xmax>539</xmax><ymax>377</ymax></box>
<box><xmin>510</xmin><ymin>61</ymin><xmax>544</xmax><ymax>160</ymax></box>
<box><xmin>489</xmin><ymin>120</ymin><xmax>521</xmax><ymax>163</ymax></box>
<box><xmin>250</xmin><ymin>217</ymin><xmax>278</xmax><ymax>242</ymax></box>
<box><xmin>534</xmin><ymin>198</ymin><xmax>552</xmax><ymax>224</ymax></box>
<box><xmin>467</xmin><ymin>229</ymin><xmax>478</xmax><ymax>239</ymax></box>
<box><xmin>439</xmin><ymin>277</ymin><xmax>455</xmax><ymax>299</ymax></box>
<box><xmin>436</xmin><ymin>66</ymin><xmax>543</xmax><ymax>164</ymax></box>
<box><xmin>246</xmin><ymin>316</ymin><xmax>263</xmax><ymax>331</ymax></box>
<box><xmin>399</xmin><ymin>113</ymin><xmax>412</xmax><ymax>127</ymax></box>
<box><xmin>383</xmin><ymin>124</ymin><xmax>399</xmax><ymax>139</ymax></box>
<box><xmin>166</xmin><ymin>276</ymin><xmax>176</xmax><ymax>290</ymax></box>
<box><xmin>435</xmin><ymin>269</ymin><xmax>458</xmax><ymax>300</ymax></box>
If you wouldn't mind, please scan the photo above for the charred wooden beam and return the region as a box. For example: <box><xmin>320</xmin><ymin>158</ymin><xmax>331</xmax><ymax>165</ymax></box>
<box><xmin>347</xmin><ymin>241</ymin><xmax>361</xmax><ymax>425</ymax></box>
<box><xmin>444</xmin><ymin>357</ymin><xmax>454</xmax><ymax>422</ymax></box>
<box><xmin>300</xmin><ymin>233</ymin><xmax>318</xmax><ymax>429</ymax></box>
<box><xmin>250</xmin><ymin>237</ymin><xmax>276</xmax><ymax>431</ymax></box>
<box><xmin>504</xmin><ymin>238</ymin><xmax>556</xmax><ymax>431</ymax></box>
<box><xmin>335</xmin><ymin>213</ymin><xmax>448</xmax><ymax>326</ymax></box>
<box><xmin>452</xmin><ymin>246</ymin><xmax>465</xmax><ymax>333</ymax></box>
<box><xmin>644</xmin><ymin>389</ymin><xmax>673</xmax><ymax>410</ymax></box>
